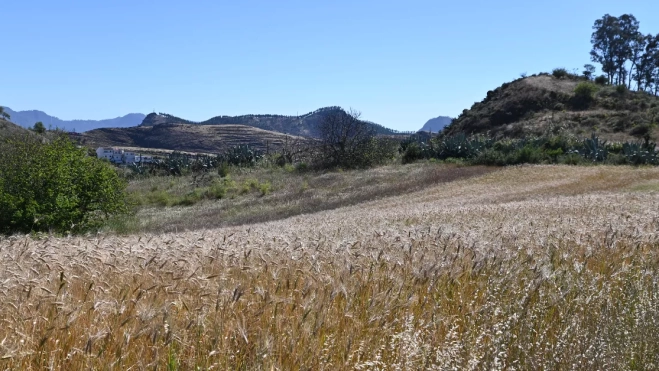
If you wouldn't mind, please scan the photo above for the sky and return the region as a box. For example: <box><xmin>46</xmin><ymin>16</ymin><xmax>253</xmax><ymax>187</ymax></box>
<box><xmin>2</xmin><ymin>0</ymin><xmax>658</xmax><ymax>131</ymax></box>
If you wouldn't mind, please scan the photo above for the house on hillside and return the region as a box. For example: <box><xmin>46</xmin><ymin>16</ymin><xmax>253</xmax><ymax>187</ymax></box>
<box><xmin>96</xmin><ymin>147</ymin><xmax>153</xmax><ymax>164</ymax></box>
<box><xmin>96</xmin><ymin>147</ymin><xmax>124</xmax><ymax>163</ymax></box>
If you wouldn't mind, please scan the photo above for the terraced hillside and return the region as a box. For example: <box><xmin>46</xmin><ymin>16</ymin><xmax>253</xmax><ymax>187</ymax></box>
<box><xmin>2</xmin><ymin>165</ymin><xmax>659</xmax><ymax>369</ymax></box>
<box><xmin>77</xmin><ymin>123</ymin><xmax>312</xmax><ymax>153</ymax></box>
<box><xmin>140</xmin><ymin>106</ymin><xmax>404</xmax><ymax>138</ymax></box>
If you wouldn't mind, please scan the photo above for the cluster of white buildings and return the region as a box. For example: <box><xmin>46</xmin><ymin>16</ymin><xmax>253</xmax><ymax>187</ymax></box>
<box><xmin>96</xmin><ymin>147</ymin><xmax>154</xmax><ymax>164</ymax></box>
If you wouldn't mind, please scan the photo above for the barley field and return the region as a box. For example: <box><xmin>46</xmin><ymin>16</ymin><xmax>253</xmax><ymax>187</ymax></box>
<box><xmin>2</xmin><ymin>165</ymin><xmax>659</xmax><ymax>370</ymax></box>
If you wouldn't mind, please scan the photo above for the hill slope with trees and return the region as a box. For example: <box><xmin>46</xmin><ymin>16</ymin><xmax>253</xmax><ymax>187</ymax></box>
<box><xmin>444</xmin><ymin>13</ymin><xmax>659</xmax><ymax>142</ymax></box>
<box><xmin>442</xmin><ymin>73</ymin><xmax>659</xmax><ymax>142</ymax></box>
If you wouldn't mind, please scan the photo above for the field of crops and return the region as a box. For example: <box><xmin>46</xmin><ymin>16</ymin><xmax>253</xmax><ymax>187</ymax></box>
<box><xmin>2</xmin><ymin>165</ymin><xmax>659</xmax><ymax>369</ymax></box>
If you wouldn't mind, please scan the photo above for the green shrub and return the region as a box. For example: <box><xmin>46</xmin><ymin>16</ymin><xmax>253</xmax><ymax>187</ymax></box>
<box><xmin>146</xmin><ymin>190</ymin><xmax>172</xmax><ymax>207</ymax></box>
<box><xmin>594</xmin><ymin>75</ymin><xmax>608</xmax><ymax>85</ymax></box>
<box><xmin>0</xmin><ymin>135</ymin><xmax>128</xmax><ymax>234</ymax></box>
<box><xmin>560</xmin><ymin>153</ymin><xmax>585</xmax><ymax>165</ymax></box>
<box><xmin>514</xmin><ymin>145</ymin><xmax>545</xmax><ymax>164</ymax></box>
<box><xmin>259</xmin><ymin>181</ymin><xmax>272</xmax><ymax>196</ymax></box>
<box><xmin>552</xmin><ymin>68</ymin><xmax>569</xmax><ymax>79</ymax></box>
<box><xmin>402</xmin><ymin>142</ymin><xmax>425</xmax><ymax>164</ymax></box>
<box><xmin>207</xmin><ymin>180</ymin><xmax>228</xmax><ymax>199</ymax></box>
<box><xmin>217</xmin><ymin>163</ymin><xmax>230</xmax><ymax>177</ymax></box>
<box><xmin>616</xmin><ymin>84</ymin><xmax>628</xmax><ymax>95</ymax></box>
<box><xmin>572</xmin><ymin>82</ymin><xmax>598</xmax><ymax>109</ymax></box>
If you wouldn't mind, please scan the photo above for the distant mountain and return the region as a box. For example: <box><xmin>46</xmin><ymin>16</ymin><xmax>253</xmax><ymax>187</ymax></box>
<box><xmin>140</xmin><ymin>107</ymin><xmax>405</xmax><ymax>138</ymax></box>
<box><xmin>418</xmin><ymin>116</ymin><xmax>453</xmax><ymax>133</ymax></box>
<box><xmin>3</xmin><ymin>107</ymin><xmax>145</xmax><ymax>132</ymax></box>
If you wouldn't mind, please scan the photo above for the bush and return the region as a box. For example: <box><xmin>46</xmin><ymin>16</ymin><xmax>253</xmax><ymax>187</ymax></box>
<box><xmin>401</xmin><ymin>142</ymin><xmax>425</xmax><ymax>164</ymax></box>
<box><xmin>259</xmin><ymin>181</ymin><xmax>272</xmax><ymax>196</ymax></box>
<box><xmin>0</xmin><ymin>135</ymin><xmax>128</xmax><ymax>234</ymax></box>
<box><xmin>315</xmin><ymin>109</ymin><xmax>397</xmax><ymax>169</ymax></box>
<box><xmin>552</xmin><ymin>68</ymin><xmax>569</xmax><ymax>79</ymax></box>
<box><xmin>616</xmin><ymin>84</ymin><xmax>628</xmax><ymax>95</ymax></box>
<box><xmin>571</xmin><ymin>82</ymin><xmax>598</xmax><ymax>109</ymax></box>
<box><xmin>594</xmin><ymin>75</ymin><xmax>608</xmax><ymax>85</ymax></box>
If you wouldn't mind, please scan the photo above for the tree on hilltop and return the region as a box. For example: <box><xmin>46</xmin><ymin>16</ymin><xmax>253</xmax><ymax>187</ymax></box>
<box><xmin>0</xmin><ymin>107</ymin><xmax>10</xmax><ymax>121</ymax></box>
<box><xmin>32</xmin><ymin>121</ymin><xmax>46</xmax><ymax>134</ymax></box>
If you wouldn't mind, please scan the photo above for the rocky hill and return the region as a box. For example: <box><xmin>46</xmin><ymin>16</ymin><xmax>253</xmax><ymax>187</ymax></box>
<box><xmin>77</xmin><ymin>123</ymin><xmax>312</xmax><ymax>154</ymax></box>
<box><xmin>418</xmin><ymin>116</ymin><xmax>452</xmax><ymax>133</ymax></box>
<box><xmin>4</xmin><ymin>107</ymin><xmax>145</xmax><ymax>132</ymax></box>
<box><xmin>140</xmin><ymin>107</ymin><xmax>403</xmax><ymax>138</ymax></box>
<box><xmin>443</xmin><ymin>74</ymin><xmax>659</xmax><ymax>142</ymax></box>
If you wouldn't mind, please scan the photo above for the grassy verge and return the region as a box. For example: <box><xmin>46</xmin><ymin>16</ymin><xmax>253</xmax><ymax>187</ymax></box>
<box><xmin>106</xmin><ymin>162</ymin><xmax>494</xmax><ymax>234</ymax></box>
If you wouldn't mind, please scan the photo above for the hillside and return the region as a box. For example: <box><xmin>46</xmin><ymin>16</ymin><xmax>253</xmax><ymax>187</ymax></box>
<box><xmin>4</xmin><ymin>107</ymin><xmax>145</xmax><ymax>132</ymax></box>
<box><xmin>141</xmin><ymin>107</ymin><xmax>403</xmax><ymax>138</ymax></box>
<box><xmin>419</xmin><ymin>115</ymin><xmax>452</xmax><ymax>133</ymax></box>
<box><xmin>77</xmin><ymin>123</ymin><xmax>311</xmax><ymax>153</ymax></box>
<box><xmin>0</xmin><ymin>119</ymin><xmax>30</xmax><ymax>140</ymax></box>
<box><xmin>443</xmin><ymin>74</ymin><xmax>659</xmax><ymax>142</ymax></box>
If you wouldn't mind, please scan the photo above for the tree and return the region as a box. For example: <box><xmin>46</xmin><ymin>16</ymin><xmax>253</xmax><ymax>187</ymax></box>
<box><xmin>0</xmin><ymin>134</ymin><xmax>129</xmax><ymax>234</ymax></box>
<box><xmin>590</xmin><ymin>14</ymin><xmax>640</xmax><ymax>86</ymax></box>
<box><xmin>591</xmin><ymin>14</ymin><xmax>620</xmax><ymax>84</ymax></box>
<box><xmin>627</xmin><ymin>32</ymin><xmax>648</xmax><ymax>88</ymax></box>
<box><xmin>583</xmin><ymin>64</ymin><xmax>597</xmax><ymax>80</ymax></box>
<box><xmin>0</xmin><ymin>106</ymin><xmax>10</xmax><ymax>121</ymax></box>
<box><xmin>615</xmin><ymin>14</ymin><xmax>640</xmax><ymax>86</ymax></box>
<box><xmin>32</xmin><ymin>121</ymin><xmax>46</xmax><ymax>134</ymax></box>
<box><xmin>316</xmin><ymin>108</ymin><xmax>380</xmax><ymax>168</ymax></box>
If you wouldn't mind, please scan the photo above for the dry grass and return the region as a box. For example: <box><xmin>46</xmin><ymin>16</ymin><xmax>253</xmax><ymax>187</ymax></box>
<box><xmin>118</xmin><ymin>162</ymin><xmax>492</xmax><ymax>233</ymax></box>
<box><xmin>523</xmin><ymin>75</ymin><xmax>579</xmax><ymax>95</ymax></box>
<box><xmin>2</xmin><ymin>165</ymin><xmax>659</xmax><ymax>369</ymax></box>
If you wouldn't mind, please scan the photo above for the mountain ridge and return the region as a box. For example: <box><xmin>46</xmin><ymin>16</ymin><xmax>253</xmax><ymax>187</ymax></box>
<box><xmin>4</xmin><ymin>107</ymin><xmax>145</xmax><ymax>133</ymax></box>
<box><xmin>140</xmin><ymin>107</ymin><xmax>408</xmax><ymax>138</ymax></box>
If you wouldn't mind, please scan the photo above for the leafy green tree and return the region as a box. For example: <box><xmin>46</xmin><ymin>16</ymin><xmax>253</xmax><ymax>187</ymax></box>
<box><xmin>32</xmin><ymin>121</ymin><xmax>46</xmax><ymax>134</ymax></box>
<box><xmin>0</xmin><ymin>135</ymin><xmax>129</xmax><ymax>234</ymax></box>
<box><xmin>627</xmin><ymin>32</ymin><xmax>648</xmax><ymax>88</ymax></box>
<box><xmin>614</xmin><ymin>15</ymin><xmax>640</xmax><ymax>85</ymax></box>
<box><xmin>590</xmin><ymin>14</ymin><xmax>620</xmax><ymax>84</ymax></box>
<box><xmin>583</xmin><ymin>64</ymin><xmax>597</xmax><ymax>80</ymax></box>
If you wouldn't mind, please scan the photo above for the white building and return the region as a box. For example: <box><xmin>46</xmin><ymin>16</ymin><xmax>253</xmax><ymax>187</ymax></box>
<box><xmin>96</xmin><ymin>147</ymin><xmax>124</xmax><ymax>163</ymax></box>
<box><xmin>123</xmin><ymin>151</ymin><xmax>139</xmax><ymax>163</ymax></box>
<box><xmin>96</xmin><ymin>148</ymin><xmax>153</xmax><ymax>164</ymax></box>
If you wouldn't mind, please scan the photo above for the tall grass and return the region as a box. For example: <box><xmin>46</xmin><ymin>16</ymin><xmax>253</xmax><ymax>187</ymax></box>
<box><xmin>1</xmin><ymin>165</ymin><xmax>659</xmax><ymax>369</ymax></box>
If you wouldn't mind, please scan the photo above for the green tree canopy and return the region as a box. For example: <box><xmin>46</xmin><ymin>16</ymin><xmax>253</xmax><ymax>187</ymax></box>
<box><xmin>0</xmin><ymin>135</ymin><xmax>129</xmax><ymax>234</ymax></box>
<box><xmin>32</xmin><ymin>121</ymin><xmax>46</xmax><ymax>134</ymax></box>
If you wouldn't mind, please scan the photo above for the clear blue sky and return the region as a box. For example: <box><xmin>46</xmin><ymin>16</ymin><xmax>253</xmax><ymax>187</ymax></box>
<box><xmin>2</xmin><ymin>0</ymin><xmax>658</xmax><ymax>131</ymax></box>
